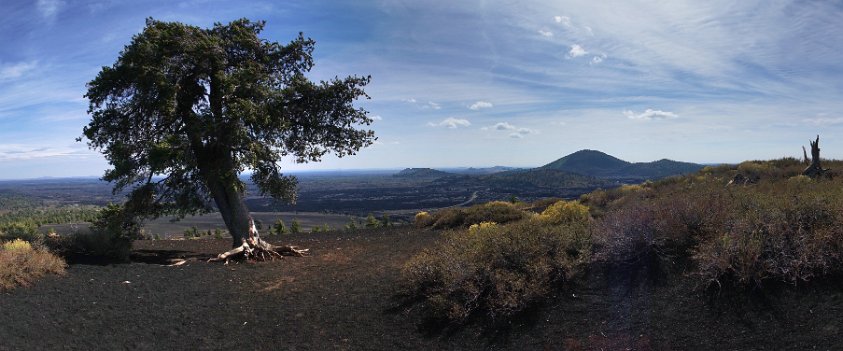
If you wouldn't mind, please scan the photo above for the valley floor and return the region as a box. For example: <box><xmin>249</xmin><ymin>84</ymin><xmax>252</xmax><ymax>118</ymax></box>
<box><xmin>1</xmin><ymin>227</ymin><xmax>840</xmax><ymax>350</ymax></box>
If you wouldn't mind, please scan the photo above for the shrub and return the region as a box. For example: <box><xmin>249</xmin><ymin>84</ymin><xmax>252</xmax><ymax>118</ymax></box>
<box><xmin>467</xmin><ymin>221</ymin><xmax>497</xmax><ymax>234</ymax></box>
<box><xmin>401</xmin><ymin>220</ymin><xmax>591</xmax><ymax>325</ymax></box>
<box><xmin>537</xmin><ymin>200</ymin><xmax>590</xmax><ymax>225</ymax></box>
<box><xmin>46</xmin><ymin>204</ymin><xmax>139</xmax><ymax>262</ymax></box>
<box><xmin>273</xmin><ymin>219</ymin><xmax>287</xmax><ymax>235</ymax></box>
<box><xmin>365</xmin><ymin>213</ymin><xmax>381</xmax><ymax>228</ymax></box>
<box><xmin>418</xmin><ymin>201</ymin><xmax>527</xmax><ymax>230</ymax></box>
<box><xmin>290</xmin><ymin>219</ymin><xmax>301</xmax><ymax>234</ymax></box>
<box><xmin>1</xmin><ymin>240</ymin><xmax>66</xmax><ymax>290</ymax></box>
<box><xmin>3</xmin><ymin>239</ymin><xmax>32</xmax><ymax>252</ymax></box>
<box><xmin>414</xmin><ymin>211</ymin><xmax>434</xmax><ymax>228</ymax></box>
<box><xmin>0</xmin><ymin>222</ymin><xmax>42</xmax><ymax>243</ymax></box>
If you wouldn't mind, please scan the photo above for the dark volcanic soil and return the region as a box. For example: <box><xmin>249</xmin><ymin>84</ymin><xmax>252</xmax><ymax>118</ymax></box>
<box><xmin>1</xmin><ymin>227</ymin><xmax>841</xmax><ymax>350</ymax></box>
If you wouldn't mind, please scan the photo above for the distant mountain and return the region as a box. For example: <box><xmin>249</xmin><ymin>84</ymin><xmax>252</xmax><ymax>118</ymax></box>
<box><xmin>444</xmin><ymin>166</ymin><xmax>521</xmax><ymax>175</ymax></box>
<box><xmin>394</xmin><ymin>168</ymin><xmax>453</xmax><ymax>179</ymax></box>
<box><xmin>541</xmin><ymin>149</ymin><xmax>703</xmax><ymax>180</ymax></box>
<box><xmin>482</xmin><ymin>168</ymin><xmax>613</xmax><ymax>189</ymax></box>
<box><xmin>541</xmin><ymin>150</ymin><xmax>629</xmax><ymax>178</ymax></box>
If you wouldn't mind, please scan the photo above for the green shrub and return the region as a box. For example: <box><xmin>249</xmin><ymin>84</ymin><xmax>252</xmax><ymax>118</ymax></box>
<box><xmin>2</xmin><ymin>239</ymin><xmax>33</xmax><ymax>252</ymax></box>
<box><xmin>365</xmin><ymin>213</ymin><xmax>381</xmax><ymax>228</ymax></box>
<box><xmin>537</xmin><ymin>200</ymin><xmax>590</xmax><ymax>225</ymax></box>
<box><xmin>401</xmin><ymin>220</ymin><xmax>591</xmax><ymax>325</ymax></box>
<box><xmin>418</xmin><ymin>201</ymin><xmax>527</xmax><ymax>230</ymax></box>
<box><xmin>414</xmin><ymin>211</ymin><xmax>434</xmax><ymax>228</ymax></box>
<box><xmin>0</xmin><ymin>222</ymin><xmax>42</xmax><ymax>243</ymax></box>
<box><xmin>290</xmin><ymin>219</ymin><xmax>301</xmax><ymax>234</ymax></box>
<box><xmin>273</xmin><ymin>219</ymin><xmax>287</xmax><ymax>235</ymax></box>
<box><xmin>46</xmin><ymin>204</ymin><xmax>139</xmax><ymax>262</ymax></box>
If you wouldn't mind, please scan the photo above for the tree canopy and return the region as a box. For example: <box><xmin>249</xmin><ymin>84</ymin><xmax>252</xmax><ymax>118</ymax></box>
<box><xmin>82</xmin><ymin>18</ymin><xmax>374</xmax><ymax>249</ymax></box>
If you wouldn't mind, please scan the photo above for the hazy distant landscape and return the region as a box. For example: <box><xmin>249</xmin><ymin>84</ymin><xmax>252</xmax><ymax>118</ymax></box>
<box><xmin>0</xmin><ymin>149</ymin><xmax>703</xmax><ymax>236</ymax></box>
<box><xmin>3</xmin><ymin>1</ymin><xmax>843</xmax><ymax>350</ymax></box>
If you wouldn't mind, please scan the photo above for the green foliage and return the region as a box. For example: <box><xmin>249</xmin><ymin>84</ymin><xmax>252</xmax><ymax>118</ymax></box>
<box><xmin>380</xmin><ymin>214</ymin><xmax>391</xmax><ymax>227</ymax></box>
<box><xmin>401</xmin><ymin>220</ymin><xmax>591</xmax><ymax>325</ymax></box>
<box><xmin>414</xmin><ymin>212</ymin><xmax>433</xmax><ymax>228</ymax></box>
<box><xmin>81</xmin><ymin>18</ymin><xmax>375</xmax><ymax>225</ymax></box>
<box><xmin>273</xmin><ymin>219</ymin><xmax>287</xmax><ymax>235</ymax></box>
<box><xmin>47</xmin><ymin>204</ymin><xmax>139</xmax><ymax>262</ymax></box>
<box><xmin>365</xmin><ymin>213</ymin><xmax>381</xmax><ymax>228</ymax></box>
<box><xmin>537</xmin><ymin>200</ymin><xmax>590</xmax><ymax>225</ymax></box>
<box><xmin>214</xmin><ymin>228</ymin><xmax>224</xmax><ymax>239</ymax></box>
<box><xmin>345</xmin><ymin>218</ymin><xmax>359</xmax><ymax>231</ymax></box>
<box><xmin>290</xmin><ymin>219</ymin><xmax>301</xmax><ymax>234</ymax></box>
<box><xmin>417</xmin><ymin>201</ymin><xmax>526</xmax><ymax>230</ymax></box>
<box><xmin>0</xmin><ymin>222</ymin><xmax>42</xmax><ymax>243</ymax></box>
<box><xmin>2</xmin><ymin>239</ymin><xmax>32</xmax><ymax>252</ymax></box>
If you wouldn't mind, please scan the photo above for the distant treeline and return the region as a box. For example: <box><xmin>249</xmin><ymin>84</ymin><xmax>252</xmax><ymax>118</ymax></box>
<box><xmin>0</xmin><ymin>192</ymin><xmax>101</xmax><ymax>227</ymax></box>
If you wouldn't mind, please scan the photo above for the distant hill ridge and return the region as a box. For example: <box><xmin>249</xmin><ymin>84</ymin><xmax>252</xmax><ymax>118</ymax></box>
<box><xmin>541</xmin><ymin>149</ymin><xmax>703</xmax><ymax>180</ymax></box>
<box><xmin>394</xmin><ymin>168</ymin><xmax>453</xmax><ymax>179</ymax></box>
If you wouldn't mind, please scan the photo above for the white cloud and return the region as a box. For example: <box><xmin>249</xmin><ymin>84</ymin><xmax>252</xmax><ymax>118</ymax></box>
<box><xmin>590</xmin><ymin>54</ymin><xmax>606</xmax><ymax>65</ymax></box>
<box><xmin>37</xmin><ymin>0</ymin><xmax>64</xmax><ymax>20</ymax></box>
<box><xmin>554</xmin><ymin>15</ymin><xmax>572</xmax><ymax>27</ymax></box>
<box><xmin>401</xmin><ymin>98</ymin><xmax>417</xmax><ymax>103</ymax></box>
<box><xmin>623</xmin><ymin>109</ymin><xmax>679</xmax><ymax>120</ymax></box>
<box><xmin>426</xmin><ymin>101</ymin><xmax>441</xmax><ymax>110</ymax></box>
<box><xmin>469</xmin><ymin>101</ymin><xmax>494</xmax><ymax>110</ymax></box>
<box><xmin>428</xmin><ymin>117</ymin><xmax>471</xmax><ymax>129</ymax></box>
<box><xmin>568</xmin><ymin>44</ymin><xmax>587</xmax><ymax>58</ymax></box>
<box><xmin>483</xmin><ymin>122</ymin><xmax>535</xmax><ymax>137</ymax></box>
<box><xmin>371</xmin><ymin>115</ymin><xmax>383</xmax><ymax>121</ymax></box>
<box><xmin>802</xmin><ymin>117</ymin><xmax>843</xmax><ymax>126</ymax></box>
<box><xmin>0</xmin><ymin>61</ymin><xmax>38</xmax><ymax>80</ymax></box>
<box><xmin>538</xmin><ymin>29</ymin><xmax>553</xmax><ymax>37</ymax></box>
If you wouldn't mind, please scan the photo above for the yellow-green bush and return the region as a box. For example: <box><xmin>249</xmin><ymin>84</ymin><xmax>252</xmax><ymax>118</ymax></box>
<box><xmin>537</xmin><ymin>200</ymin><xmax>590</xmax><ymax>225</ymax></box>
<box><xmin>2</xmin><ymin>239</ymin><xmax>32</xmax><ymax>252</ymax></box>
<box><xmin>401</xmin><ymin>220</ymin><xmax>591</xmax><ymax>325</ymax></box>
<box><xmin>414</xmin><ymin>211</ymin><xmax>434</xmax><ymax>228</ymax></box>
<box><xmin>468</xmin><ymin>221</ymin><xmax>497</xmax><ymax>234</ymax></box>
<box><xmin>419</xmin><ymin>201</ymin><xmax>527</xmax><ymax>230</ymax></box>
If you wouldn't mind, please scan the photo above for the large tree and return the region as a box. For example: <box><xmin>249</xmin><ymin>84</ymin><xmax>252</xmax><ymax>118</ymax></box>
<box><xmin>83</xmin><ymin>18</ymin><xmax>375</xmax><ymax>260</ymax></box>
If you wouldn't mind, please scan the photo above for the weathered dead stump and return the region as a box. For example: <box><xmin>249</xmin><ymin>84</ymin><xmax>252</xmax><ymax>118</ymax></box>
<box><xmin>802</xmin><ymin>135</ymin><xmax>829</xmax><ymax>178</ymax></box>
<box><xmin>209</xmin><ymin>218</ymin><xmax>308</xmax><ymax>264</ymax></box>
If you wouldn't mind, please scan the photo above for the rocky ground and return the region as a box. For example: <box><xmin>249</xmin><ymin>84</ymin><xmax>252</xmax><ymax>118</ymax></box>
<box><xmin>1</xmin><ymin>227</ymin><xmax>841</xmax><ymax>350</ymax></box>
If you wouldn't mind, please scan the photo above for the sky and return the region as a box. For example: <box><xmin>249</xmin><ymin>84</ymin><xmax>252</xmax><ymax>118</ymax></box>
<box><xmin>2</xmin><ymin>0</ymin><xmax>843</xmax><ymax>179</ymax></box>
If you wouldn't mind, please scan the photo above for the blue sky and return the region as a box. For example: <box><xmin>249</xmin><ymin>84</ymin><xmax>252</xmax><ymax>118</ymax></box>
<box><xmin>2</xmin><ymin>0</ymin><xmax>843</xmax><ymax>179</ymax></box>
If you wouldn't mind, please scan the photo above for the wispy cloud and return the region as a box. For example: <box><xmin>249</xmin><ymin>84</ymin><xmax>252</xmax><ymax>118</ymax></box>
<box><xmin>469</xmin><ymin>101</ymin><xmax>493</xmax><ymax>110</ymax></box>
<box><xmin>0</xmin><ymin>61</ymin><xmax>38</xmax><ymax>80</ymax></box>
<box><xmin>36</xmin><ymin>0</ymin><xmax>64</xmax><ymax>21</ymax></box>
<box><xmin>428</xmin><ymin>117</ymin><xmax>471</xmax><ymax>129</ymax></box>
<box><xmin>0</xmin><ymin>144</ymin><xmax>91</xmax><ymax>161</ymax></box>
<box><xmin>568</xmin><ymin>44</ymin><xmax>587</xmax><ymax>58</ymax></box>
<box><xmin>538</xmin><ymin>29</ymin><xmax>553</xmax><ymax>38</ymax></box>
<box><xmin>623</xmin><ymin>109</ymin><xmax>679</xmax><ymax>120</ymax></box>
<box><xmin>425</xmin><ymin>101</ymin><xmax>441</xmax><ymax>110</ymax></box>
<box><xmin>370</xmin><ymin>115</ymin><xmax>383</xmax><ymax>121</ymax></box>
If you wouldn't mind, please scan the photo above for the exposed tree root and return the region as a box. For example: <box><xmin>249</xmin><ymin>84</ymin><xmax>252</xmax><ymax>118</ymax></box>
<box><xmin>209</xmin><ymin>218</ymin><xmax>308</xmax><ymax>264</ymax></box>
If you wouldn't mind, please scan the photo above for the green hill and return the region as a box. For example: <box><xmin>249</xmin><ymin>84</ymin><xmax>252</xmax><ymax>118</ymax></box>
<box><xmin>541</xmin><ymin>149</ymin><xmax>703</xmax><ymax>180</ymax></box>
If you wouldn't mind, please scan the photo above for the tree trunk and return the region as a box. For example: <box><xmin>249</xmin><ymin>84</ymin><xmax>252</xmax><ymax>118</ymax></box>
<box><xmin>206</xmin><ymin>178</ymin><xmax>251</xmax><ymax>248</ymax></box>
<box><xmin>802</xmin><ymin>135</ymin><xmax>829</xmax><ymax>178</ymax></box>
